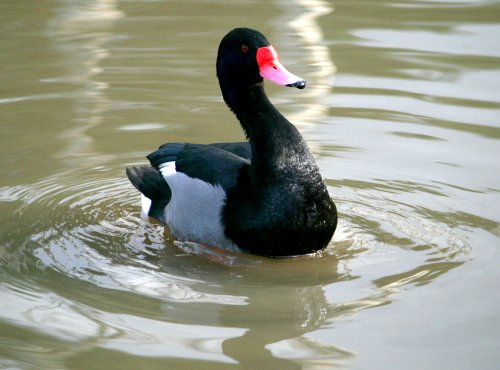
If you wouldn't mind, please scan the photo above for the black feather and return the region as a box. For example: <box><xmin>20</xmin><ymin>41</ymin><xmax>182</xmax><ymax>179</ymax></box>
<box><xmin>126</xmin><ymin>166</ymin><xmax>171</xmax><ymax>222</ymax></box>
<box><xmin>147</xmin><ymin>143</ymin><xmax>250</xmax><ymax>190</ymax></box>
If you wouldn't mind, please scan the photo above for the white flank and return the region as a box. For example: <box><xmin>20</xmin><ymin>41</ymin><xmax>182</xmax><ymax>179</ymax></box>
<box><xmin>159</xmin><ymin>161</ymin><xmax>240</xmax><ymax>252</ymax></box>
<box><xmin>140</xmin><ymin>194</ymin><xmax>152</xmax><ymax>216</ymax></box>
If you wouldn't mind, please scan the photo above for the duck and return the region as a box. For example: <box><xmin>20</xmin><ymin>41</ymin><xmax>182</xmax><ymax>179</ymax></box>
<box><xmin>126</xmin><ymin>27</ymin><xmax>337</xmax><ymax>257</ymax></box>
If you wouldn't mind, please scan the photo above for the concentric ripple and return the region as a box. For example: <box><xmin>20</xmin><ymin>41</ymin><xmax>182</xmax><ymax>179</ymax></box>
<box><xmin>0</xmin><ymin>165</ymin><xmax>472</xmax><ymax>295</ymax></box>
<box><xmin>0</xmin><ymin>160</ymin><xmax>486</xmax><ymax>368</ymax></box>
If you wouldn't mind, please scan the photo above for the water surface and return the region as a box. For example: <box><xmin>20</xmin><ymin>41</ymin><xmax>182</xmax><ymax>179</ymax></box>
<box><xmin>1</xmin><ymin>0</ymin><xmax>499</xmax><ymax>369</ymax></box>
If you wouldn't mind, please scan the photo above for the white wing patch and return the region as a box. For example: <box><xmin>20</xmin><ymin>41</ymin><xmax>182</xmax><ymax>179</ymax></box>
<box><xmin>159</xmin><ymin>161</ymin><xmax>240</xmax><ymax>252</ymax></box>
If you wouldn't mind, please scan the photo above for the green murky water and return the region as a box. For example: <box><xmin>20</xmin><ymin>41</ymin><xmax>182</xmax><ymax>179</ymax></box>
<box><xmin>1</xmin><ymin>0</ymin><xmax>499</xmax><ymax>369</ymax></box>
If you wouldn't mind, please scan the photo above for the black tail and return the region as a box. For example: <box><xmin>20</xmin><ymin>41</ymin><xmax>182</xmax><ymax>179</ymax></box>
<box><xmin>126</xmin><ymin>166</ymin><xmax>171</xmax><ymax>222</ymax></box>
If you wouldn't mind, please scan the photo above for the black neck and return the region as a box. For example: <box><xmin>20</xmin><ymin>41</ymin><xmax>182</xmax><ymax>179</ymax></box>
<box><xmin>221</xmin><ymin>82</ymin><xmax>313</xmax><ymax>181</ymax></box>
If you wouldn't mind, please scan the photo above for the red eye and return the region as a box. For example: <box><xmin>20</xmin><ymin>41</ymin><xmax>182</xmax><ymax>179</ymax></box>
<box><xmin>241</xmin><ymin>44</ymin><xmax>249</xmax><ymax>53</ymax></box>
